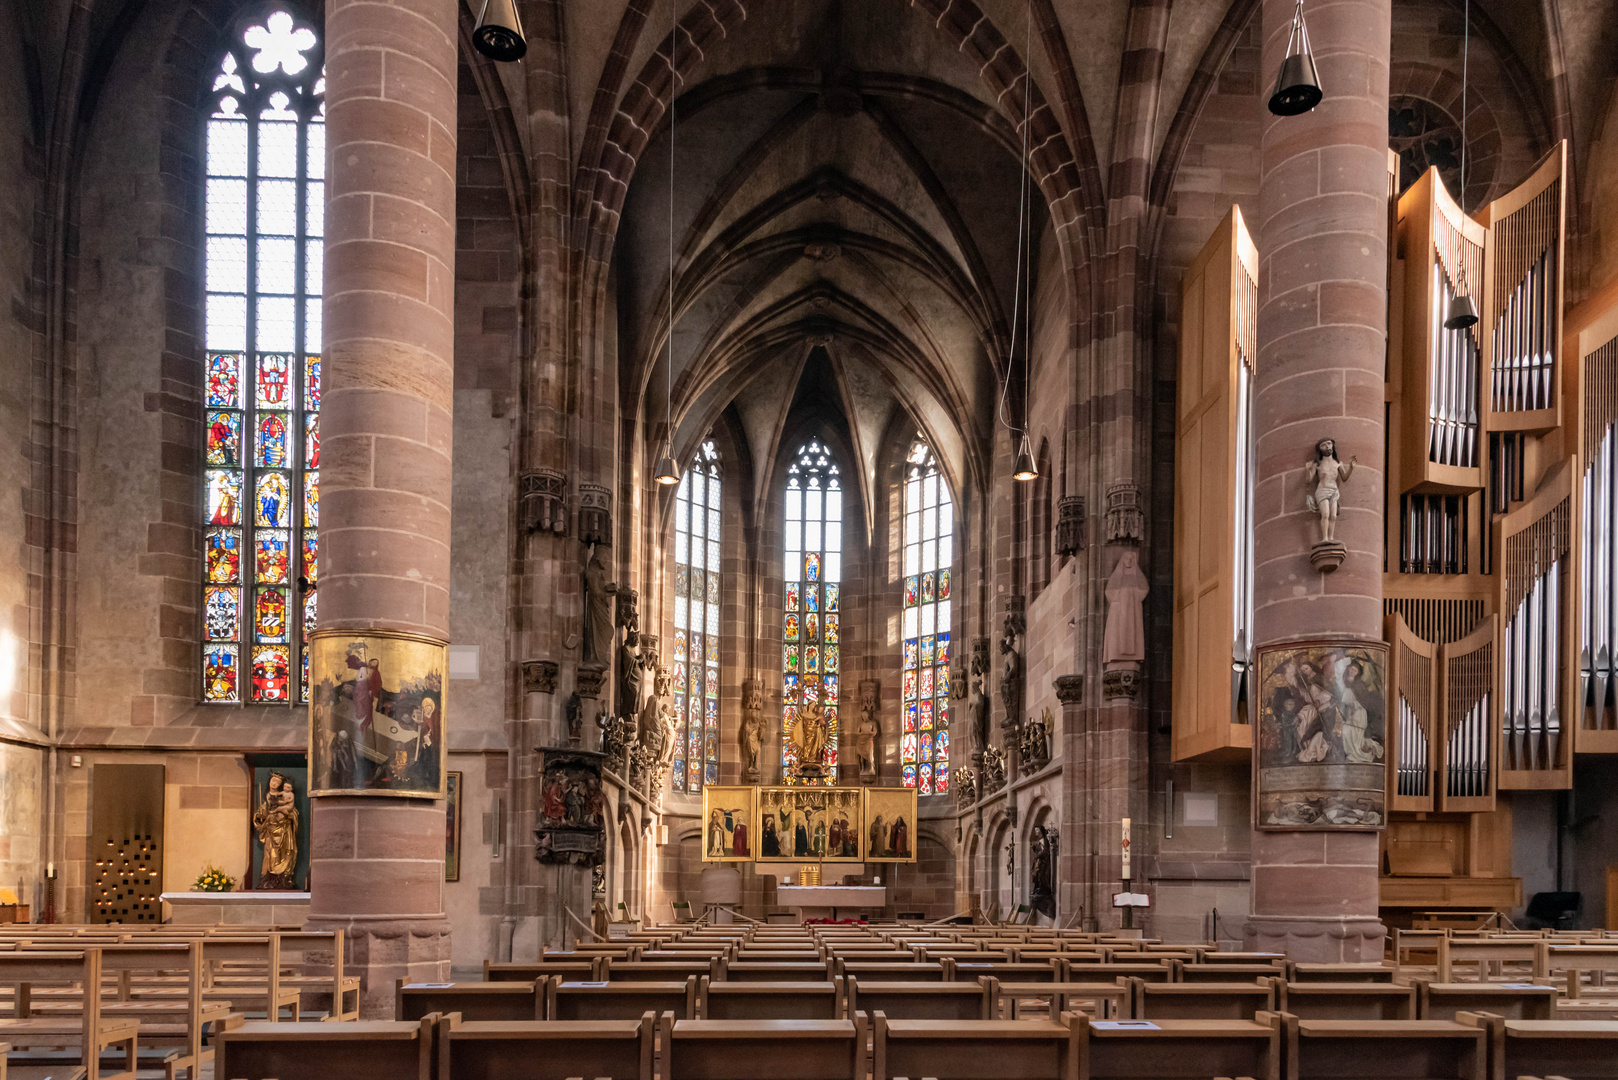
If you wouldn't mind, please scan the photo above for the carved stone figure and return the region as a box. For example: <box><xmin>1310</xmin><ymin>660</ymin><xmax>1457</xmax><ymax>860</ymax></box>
<box><xmin>1103</xmin><ymin>550</ymin><xmax>1150</xmax><ymax>667</ymax></box>
<box><xmin>739</xmin><ymin>680</ymin><xmax>765</xmax><ymax>783</ymax></box>
<box><xmin>618</xmin><ymin>627</ymin><xmax>645</xmax><ymax>721</ymax></box>
<box><xmin>253</xmin><ymin>772</ymin><xmax>300</xmax><ymax>890</ymax></box>
<box><xmin>790</xmin><ymin>678</ymin><xmax>831</xmax><ymax>779</ymax></box>
<box><xmin>1029</xmin><ymin>824</ymin><xmax>1057</xmax><ymax>919</ymax></box>
<box><xmin>999</xmin><ymin>614</ymin><xmax>1024</xmax><ymax>724</ymax></box>
<box><xmin>566</xmin><ymin>692</ymin><xmax>584</xmax><ymax>746</ymax></box>
<box><xmin>855</xmin><ymin>681</ymin><xmax>881</xmax><ymax>780</ymax></box>
<box><xmin>954</xmin><ymin>766</ymin><xmax>978</xmax><ymax>808</ymax></box>
<box><xmin>582</xmin><ymin>543</ymin><xmax>617</xmax><ymax>666</ymax></box>
<box><xmin>1019</xmin><ymin>707</ymin><xmax>1051</xmax><ymax>774</ymax></box>
<box><xmin>980</xmin><ymin>744</ymin><xmax>1007</xmax><ymax>794</ymax></box>
<box><xmin>968</xmin><ymin>653</ymin><xmax>992</xmax><ymax>760</ymax></box>
<box><xmin>1304</xmin><ymin>438</ymin><xmax>1358</xmax><ymax>546</ymax></box>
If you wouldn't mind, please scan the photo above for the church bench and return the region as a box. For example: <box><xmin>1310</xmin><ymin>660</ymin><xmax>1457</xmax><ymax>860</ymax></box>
<box><xmin>1271</xmin><ymin>981</ymin><xmax>1416</xmax><ymax>1020</ymax></box>
<box><xmin>846</xmin><ymin>979</ymin><xmax>990</xmax><ymax>1021</ymax></box>
<box><xmin>835</xmin><ymin>962</ymin><xmax>945</xmax><ymax>983</ymax></box>
<box><xmin>1007</xmin><ymin>948</ymin><xmax>1109</xmax><ymax>964</ymax></box>
<box><xmin>1062</xmin><ymin>961</ymin><xmax>1176</xmax><ymax>984</ymax></box>
<box><xmin>1200</xmin><ymin>953</ymin><xmax>1287</xmax><ymax>966</ymax></box>
<box><xmin>1285</xmin><ymin>963</ymin><xmax>1395</xmax><ymax>984</ymax></box>
<box><xmin>544</xmin><ymin>977</ymin><xmax>696</xmax><ymax>1022</ymax></box>
<box><xmin>983</xmin><ymin>979</ymin><xmax>1131</xmax><ymax>1021</ymax></box>
<box><xmin>873</xmin><ymin>1012</ymin><xmax>1081</xmax><ymax>1080</ymax></box>
<box><xmin>545</xmin><ymin>945</ymin><xmax>643</xmax><ymax>961</ymax></box>
<box><xmin>1270</xmin><ymin>1016</ymin><xmax>1485</xmax><ymax>1080</ymax></box>
<box><xmin>720</xmin><ymin>961</ymin><xmax>832</xmax><ymax>983</ymax></box>
<box><xmin>487</xmin><ymin>960</ymin><xmax>605</xmax><ymax>982</ymax></box>
<box><xmin>700</xmin><ymin>978</ymin><xmax>841</xmax><ymax>1020</ymax></box>
<box><xmin>1457</xmin><ymin>1015</ymin><xmax>1618</xmax><ymax>1080</ymax></box>
<box><xmin>396</xmin><ymin>979</ymin><xmax>542</xmax><ymax>1022</ymax></box>
<box><xmin>0</xmin><ymin>950</ymin><xmax>139</xmax><ymax>1080</ymax></box>
<box><xmin>1076</xmin><ymin>1016</ymin><xmax>1277</xmax><ymax>1080</ymax></box>
<box><xmin>947</xmin><ymin>960</ymin><xmax>1060</xmax><ymax>983</ymax></box>
<box><xmin>917</xmin><ymin>949</ymin><xmax>1011</xmax><ymax>964</ymax></box>
<box><xmin>663</xmin><ymin>1016</ymin><xmax>865</xmax><ymax>1080</ymax></box>
<box><xmin>1392</xmin><ymin>929</ymin><xmax>1446</xmax><ymax>967</ymax></box>
<box><xmin>736</xmin><ymin>950</ymin><xmax>824</xmax><ymax>963</ymax></box>
<box><xmin>435</xmin><ymin>1012</ymin><xmax>654</xmax><ymax>1080</ymax></box>
<box><xmin>1131</xmin><ymin>981</ymin><xmax>1276</xmax><ymax>1021</ymax></box>
<box><xmin>1534</xmin><ymin>944</ymin><xmax>1618</xmax><ymax>998</ymax></box>
<box><xmin>1179</xmin><ymin>964</ymin><xmax>1286</xmax><ymax>985</ymax></box>
<box><xmin>1412</xmin><ymin>980</ymin><xmax>1557</xmax><ymax>1020</ymax></box>
<box><xmin>216</xmin><ymin>1017</ymin><xmax>436</xmax><ymax>1080</ymax></box>
<box><xmin>1438</xmin><ymin>939</ymin><xmax>1543</xmax><ymax>983</ymax></box>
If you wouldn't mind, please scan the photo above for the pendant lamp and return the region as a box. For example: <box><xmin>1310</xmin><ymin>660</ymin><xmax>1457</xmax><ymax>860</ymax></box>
<box><xmin>473</xmin><ymin>0</ymin><xmax>527</xmax><ymax>62</ymax></box>
<box><xmin>654</xmin><ymin>0</ymin><xmax>683</xmax><ymax>490</ymax></box>
<box><xmin>1268</xmin><ymin>0</ymin><xmax>1322</xmax><ymax>116</ymax></box>
<box><xmin>655</xmin><ymin>450</ymin><xmax>681</xmax><ymax>486</ymax></box>
<box><xmin>1444</xmin><ymin>0</ymin><xmax>1479</xmax><ymax>331</ymax></box>
<box><xmin>1013</xmin><ymin>433</ymin><xmax>1038</xmax><ymax>482</ymax></box>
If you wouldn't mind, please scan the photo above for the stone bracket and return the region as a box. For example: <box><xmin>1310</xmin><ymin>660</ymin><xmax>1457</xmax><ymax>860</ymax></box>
<box><xmin>520</xmin><ymin>470</ymin><xmax>567</xmax><ymax>535</ymax></box>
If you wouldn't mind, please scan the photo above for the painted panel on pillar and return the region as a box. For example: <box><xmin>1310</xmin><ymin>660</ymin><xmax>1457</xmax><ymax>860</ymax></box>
<box><xmin>307</xmin><ymin>631</ymin><xmax>447</xmax><ymax>798</ymax></box>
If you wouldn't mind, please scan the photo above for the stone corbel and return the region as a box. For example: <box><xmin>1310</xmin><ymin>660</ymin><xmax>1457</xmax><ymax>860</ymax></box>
<box><xmin>578</xmin><ymin>484</ymin><xmax>612</xmax><ymax>547</ymax></box>
<box><xmin>576</xmin><ymin>665</ymin><xmax>607</xmax><ymax>699</ymax></box>
<box><xmin>1056</xmin><ymin>495</ymin><xmax>1086</xmax><ymax>557</ymax></box>
<box><xmin>1102</xmin><ymin>668</ymin><xmax>1140</xmax><ymax>700</ymax></box>
<box><xmin>523</xmin><ymin>660</ymin><xmax>559</xmax><ymax>695</ymax></box>
<box><xmin>520</xmin><ymin>470</ymin><xmax>567</xmax><ymax>535</ymax></box>
<box><xmin>1104</xmin><ymin>483</ymin><xmax>1143</xmax><ymax>545</ymax></box>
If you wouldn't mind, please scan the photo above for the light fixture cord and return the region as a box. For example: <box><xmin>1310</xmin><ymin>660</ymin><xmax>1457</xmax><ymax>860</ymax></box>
<box><xmin>1460</xmin><ymin>0</ymin><xmax>1469</xmax><ymax>213</ymax></box>
<box><xmin>998</xmin><ymin>0</ymin><xmax>1034</xmax><ymax>441</ymax></box>
<box><xmin>666</xmin><ymin>0</ymin><xmax>677</xmax><ymax>461</ymax></box>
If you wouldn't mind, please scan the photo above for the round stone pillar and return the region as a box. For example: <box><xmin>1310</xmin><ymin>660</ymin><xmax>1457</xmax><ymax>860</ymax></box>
<box><xmin>309</xmin><ymin>0</ymin><xmax>458</xmax><ymax>1016</ymax></box>
<box><xmin>1248</xmin><ymin>0</ymin><xmax>1391</xmax><ymax>961</ymax></box>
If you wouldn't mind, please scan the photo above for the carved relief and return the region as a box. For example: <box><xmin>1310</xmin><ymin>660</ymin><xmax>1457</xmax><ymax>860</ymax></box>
<box><xmin>520</xmin><ymin>469</ymin><xmax>567</xmax><ymax>535</ymax></box>
<box><xmin>578</xmin><ymin>483</ymin><xmax>612</xmax><ymax>547</ymax></box>
<box><xmin>523</xmin><ymin>659</ymin><xmax>559</xmax><ymax>695</ymax></box>
<box><xmin>1105</xmin><ymin>482</ymin><xmax>1143</xmax><ymax>544</ymax></box>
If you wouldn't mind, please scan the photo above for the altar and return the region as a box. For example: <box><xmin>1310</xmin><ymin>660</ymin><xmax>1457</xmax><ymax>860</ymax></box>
<box><xmin>160</xmin><ymin>890</ymin><xmax>311</xmax><ymax>927</ymax></box>
<box><xmin>776</xmin><ymin>885</ymin><xmax>887</xmax><ymax>921</ymax></box>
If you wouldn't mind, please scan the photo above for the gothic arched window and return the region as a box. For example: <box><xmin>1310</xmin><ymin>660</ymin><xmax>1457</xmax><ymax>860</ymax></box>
<box><xmin>201</xmin><ymin>9</ymin><xmax>324</xmax><ymax>704</ymax></box>
<box><xmin>901</xmin><ymin>438</ymin><xmax>953</xmax><ymax>792</ymax></box>
<box><xmin>783</xmin><ymin>441</ymin><xmax>843</xmax><ymax>784</ymax></box>
<box><xmin>673</xmin><ymin>440</ymin><xmax>722</xmax><ymax>792</ymax></box>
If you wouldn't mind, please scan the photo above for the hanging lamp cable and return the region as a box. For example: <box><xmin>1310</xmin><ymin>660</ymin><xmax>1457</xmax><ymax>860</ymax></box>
<box><xmin>997</xmin><ymin>0</ymin><xmax>1035</xmax><ymax>439</ymax></box>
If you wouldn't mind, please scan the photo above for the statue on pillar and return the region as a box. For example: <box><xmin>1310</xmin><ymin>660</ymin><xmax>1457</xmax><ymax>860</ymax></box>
<box><xmin>999</xmin><ymin>613</ymin><xmax>1025</xmax><ymax>727</ymax></box>
<box><xmin>1029</xmin><ymin>824</ymin><xmax>1057</xmax><ymax>919</ymax></box>
<box><xmin>618</xmin><ymin>627</ymin><xmax>645</xmax><ymax>722</ymax></box>
<box><xmin>1305</xmin><ymin>438</ymin><xmax>1357</xmax><ymax>572</ymax></box>
<box><xmin>855</xmin><ymin>680</ymin><xmax>881</xmax><ymax>782</ymax></box>
<box><xmin>1103</xmin><ymin>550</ymin><xmax>1150</xmax><ymax>699</ymax></box>
<box><xmin>968</xmin><ymin>649</ymin><xmax>991</xmax><ymax>760</ymax></box>
<box><xmin>789</xmin><ymin>675</ymin><xmax>831</xmax><ymax>781</ymax></box>
<box><xmin>739</xmin><ymin>680</ymin><xmax>765</xmax><ymax>783</ymax></box>
<box><xmin>581</xmin><ymin>543</ymin><xmax>617</xmax><ymax>666</ymax></box>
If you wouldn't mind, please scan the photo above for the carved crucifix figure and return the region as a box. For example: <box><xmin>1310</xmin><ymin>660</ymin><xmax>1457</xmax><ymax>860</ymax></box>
<box><xmin>1304</xmin><ymin>438</ymin><xmax>1357</xmax><ymax>545</ymax></box>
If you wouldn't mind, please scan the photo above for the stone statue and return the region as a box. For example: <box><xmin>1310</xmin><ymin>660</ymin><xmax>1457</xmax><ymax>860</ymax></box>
<box><xmin>1019</xmin><ymin>707</ymin><xmax>1051</xmax><ymax>773</ymax></box>
<box><xmin>855</xmin><ymin>682</ymin><xmax>880</xmax><ymax>780</ymax></box>
<box><xmin>739</xmin><ymin>681</ymin><xmax>765</xmax><ymax>783</ymax></box>
<box><xmin>968</xmin><ymin>652</ymin><xmax>991</xmax><ymax>759</ymax></box>
<box><xmin>980</xmin><ymin>744</ymin><xmax>1007</xmax><ymax>794</ymax></box>
<box><xmin>1304</xmin><ymin>438</ymin><xmax>1357</xmax><ymax>545</ymax></box>
<box><xmin>566</xmin><ymin>692</ymin><xmax>584</xmax><ymax>746</ymax></box>
<box><xmin>1029</xmin><ymin>824</ymin><xmax>1056</xmax><ymax>919</ymax></box>
<box><xmin>582</xmin><ymin>543</ymin><xmax>617</xmax><ymax>666</ymax></box>
<box><xmin>790</xmin><ymin>677</ymin><xmax>831</xmax><ymax>778</ymax></box>
<box><xmin>999</xmin><ymin>615</ymin><xmax>1024</xmax><ymax>722</ymax></box>
<box><xmin>252</xmin><ymin>772</ymin><xmax>300</xmax><ymax>890</ymax></box>
<box><xmin>635</xmin><ymin>662</ymin><xmax>666</xmax><ymax>751</ymax></box>
<box><xmin>954</xmin><ymin>766</ymin><xmax>977</xmax><ymax>808</ymax></box>
<box><xmin>618</xmin><ymin>627</ymin><xmax>645</xmax><ymax>721</ymax></box>
<box><xmin>1102</xmin><ymin>550</ymin><xmax>1149</xmax><ymax>667</ymax></box>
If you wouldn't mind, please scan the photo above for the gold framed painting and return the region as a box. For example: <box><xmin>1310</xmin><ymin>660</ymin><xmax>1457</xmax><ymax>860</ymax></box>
<box><xmin>308</xmin><ymin>629</ymin><xmax>448</xmax><ymax>799</ymax></box>
<box><xmin>758</xmin><ymin>787</ymin><xmax>829</xmax><ymax>860</ymax></box>
<box><xmin>701</xmin><ymin>786</ymin><xmax>757</xmax><ymax>862</ymax></box>
<box><xmin>1254</xmin><ymin>640</ymin><xmax>1388</xmax><ymax>830</ymax></box>
<box><xmin>862</xmin><ymin>786</ymin><xmax>918</xmax><ymax>862</ymax></box>
<box><xmin>821</xmin><ymin>787</ymin><xmax>865</xmax><ymax>861</ymax></box>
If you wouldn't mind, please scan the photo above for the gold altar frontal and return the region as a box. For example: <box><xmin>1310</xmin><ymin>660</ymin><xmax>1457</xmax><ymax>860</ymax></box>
<box><xmin>701</xmin><ymin>786</ymin><xmax>917</xmax><ymax>863</ymax></box>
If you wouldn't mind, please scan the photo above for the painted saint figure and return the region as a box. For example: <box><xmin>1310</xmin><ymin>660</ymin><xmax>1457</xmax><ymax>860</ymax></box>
<box><xmin>1304</xmin><ymin>438</ymin><xmax>1358</xmax><ymax>545</ymax></box>
<box><xmin>252</xmin><ymin>772</ymin><xmax>300</xmax><ymax>890</ymax></box>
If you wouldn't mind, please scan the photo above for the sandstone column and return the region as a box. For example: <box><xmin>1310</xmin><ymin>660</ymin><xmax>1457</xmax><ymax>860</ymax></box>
<box><xmin>309</xmin><ymin>0</ymin><xmax>458</xmax><ymax>1016</ymax></box>
<box><xmin>1248</xmin><ymin>0</ymin><xmax>1390</xmax><ymax>961</ymax></box>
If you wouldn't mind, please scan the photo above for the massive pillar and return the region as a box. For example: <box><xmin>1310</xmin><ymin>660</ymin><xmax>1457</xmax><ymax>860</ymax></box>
<box><xmin>309</xmin><ymin>0</ymin><xmax>458</xmax><ymax>1016</ymax></box>
<box><xmin>1248</xmin><ymin>0</ymin><xmax>1390</xmax><ymax>961</ymax></box>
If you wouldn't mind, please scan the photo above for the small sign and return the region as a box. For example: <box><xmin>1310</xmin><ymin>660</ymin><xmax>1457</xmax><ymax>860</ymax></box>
<box><xmin>406</xmin><ymin>983</ymin><xmax>456</xmax><ymax>989</ymax></box>
<box><xmin>1501</xmin><ymin>983</ymin><xmax>1544</xmax><ymax>990</ymax></box>
<box><xmin>1092</xmin><ymin>1021</ymin><xmax>1159</xmax><ymax>1030</ymax></box>
<box><xmin>563</xmin><ymin>981</ymin><xmax>611</xmax><ymax>988</ymax></box>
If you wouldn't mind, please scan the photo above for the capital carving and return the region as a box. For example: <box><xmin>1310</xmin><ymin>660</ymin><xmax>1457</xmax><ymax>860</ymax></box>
<box><xmin>1054</xmin><ymin>674</ymin><xmax>1086</xmax><ymax>705</ymax></box>
<box><xmin>1056</xmin><ymin>495</ymin><xmax>1086</xmax><ymax>557</ymax></box>
<box><xmin>1102</xmin><ymin>667</ymin><xmax>1140</xmax><ymax>700</ymax></box>
<box><xmin>523</xmin><ymin>659</ymin><xmax>559</xmax><ymax>695</ymax></box>
<box><xmin>520</xmin><ymin>470</ymin><xmax>567</xmax><ymax>535</ymax></box>
<box><xmin>1104</xmin><ymin>483</ymin><xmax>1143</xmax><ymax>545</ymax></box>
<box><xmin>576</xmin><ymin>664</ymin><xmax>608</xmax><ymax>699</ymax></box>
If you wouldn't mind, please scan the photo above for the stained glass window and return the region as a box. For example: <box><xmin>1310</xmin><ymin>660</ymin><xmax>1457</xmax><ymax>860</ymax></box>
<box><xmin>784</xmin><ymin>441</ymin><xmax>843</xmax><ymax>784</ymax></box>
<box><xmin>673</xmin><ymin>441</ymin><xmax>722</xmax><ymax>792</ymax></box>
<box><xmin>201</xmin><ymin>9</ymin><xmax>323</xmax><ymax>704</ymax></box>
<box><xmin>901</xmin><ymin>438</ymin><xmax>953</xmax><ymax>793</ymax></box>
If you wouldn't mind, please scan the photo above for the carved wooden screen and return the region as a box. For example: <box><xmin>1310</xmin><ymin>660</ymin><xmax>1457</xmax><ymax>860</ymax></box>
<box><xmin>1172</xmin><ymin>206</ymin><xmax>1257</xmax><ymax>761</ymax></box>
<box><xmin>1386</xmin><ymin>614</ymin><xmax>1438</xmax><ymax>813</ymax></box>
<box><xmin>1481</xmin><ymin>144</ymin><xmax>1566</xmax><ymax>434</ymax></box>
<box><xmin>1577</xmin><ymin>303</ymin><xmax>1618</xmax><ymax>752</ymax></box>
<box><xmin>1497</xmin><ymin>462</ymin><xmax>1574</xmax><ymax>788</ymax></box>
<box><xmin>1437</xmin><ymin>616</ymin><xmax>1498</xmax><ymax>812</ymax></box>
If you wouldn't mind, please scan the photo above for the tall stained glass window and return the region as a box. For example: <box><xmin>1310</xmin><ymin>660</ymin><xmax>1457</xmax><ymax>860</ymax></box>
<box><xmin>783</xmin><ymin>441</ymin><xmax>843</xmax><ymax>784</ymax></box>
<box><xmin>201</xmin><ymin>9</ymin><xmax>323</xmax><ymax>704</ymax></box>
<box><xmin>673</xmin><ymin>441</ymin><xmax>722</xmax><ymax>793</ymax></box>
<box><xmin>901</xmin><ymin>439</ymin><xmax>953</xmax><ymax>793</ymax></box>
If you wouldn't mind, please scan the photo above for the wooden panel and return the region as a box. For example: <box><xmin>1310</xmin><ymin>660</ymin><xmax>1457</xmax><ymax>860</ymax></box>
<box><xmin>1437</xmin><ymin>617</ymin><xmax>1498</xmax><ymax>812</ymax></box>
<box><xmin>1172</xmin><ymin>206</ymin><xmax>1257</xmax><ymax>762</ymax></box>
<box><xmin>1481</xmin><ymin>143</ymin><xmax>1566</xmax><ymax>434</ymax></box>
<box><xmin>1573</xmin><ymin>297</ymin><xmax>1618</xmax><ymax>751</ymax></box>
<box><xmin>1386</xmin><ymin>614</ymin><xmax>1439</xmax><ymax>812</ymax></box>
<box><xmin>1378</xmin><ymin>875</ymin><xmax>1522</xmax><ymax>911</ymax></box>
<box><xmin>90</xmin><ymin>763</ymin><xmax>165</xmax><ymax>924</ymax></box>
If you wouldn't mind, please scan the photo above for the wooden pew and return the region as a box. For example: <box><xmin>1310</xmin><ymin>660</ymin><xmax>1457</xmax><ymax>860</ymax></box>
<box><xmin>873</xmin><ymin>1013</ymin><xmax>1080</xmax><ymax>1080</ymax></box>
<box><xmin>984</xmin><ymin>980</ymin><xmax>1131</xmax><ymax>1021</ymax></box>
<box><xmin>836</xmin><ymin>962</ymin><xmax>945</xmax><ymax>983</ymax></box>
<box><xmin>1413</xmin><ymin>979</ymin><xmax>1558</xmax><ymax>1020</ymax></box>
<box><xmin>720</xmin><ymin>961</ymin><xmax>832</xmax><ymax>983</ymax></box>
<box><xmin>1178</xmin><ymin>963</ymin><xmax>1284</xmax><ymax>984</ymax></box>
<box><xmin>1438</xmin><ymin>938</ymin><xmax>1542</xmax><ymax>983</ymax></box>
<box><xmin>1268</xmin><ymin>1014</ymin><xmax>1485</xmax><ymax>1080</ymax></box>
<box><xmin>436</xmin><ymin>1011</ymin><xmax>654</xmax><ymax>1080</ymax></box>
<box><xmin>216</xmin><ymin>1016</ymin><xmax>436</xmax><ymax>1080</ymax></box>
<box><xmin>1536</xmin><ymin>944</ymin><xmax>1618</xmax><ymax>998</ymax></box>
<box><xmin>1286</xmin><ymin>962</ymin><xmax>1395</xmax><ymax>984</ymax></box>
<box><xmin>1061</xmin><ymin>962</ymin><xmax>1175</xmax><ymax>984</ymax></box>
<box><xmin>544</xmin><ymin>977</ymin><xmax>696</xmax><ymax>1021</ymax></box>
<box><xmin>0</xmin><ymin>950</ymin><xmax>139</xmax><ymax>1080</ymax></box>
<box><xmin>1199</xmin><ymin>952</ymin><xmax>1286</xmax><ymax>966</ymax></box>
<box><xmin>1272</xmin><ymin>981</ymin><xmax>1416</xmax><ymax>1020</ymax></box>
<box><xmin>846</xmin><ymin>978</ymin><xmax>990</xmax><ymax>1021</ymax></box>
<box><xmin>1458</xmin><ymin>1014</ymin><xmax>1618</xmax><ymax>1080</ymax></box>
<box><xmin>1131</xmin><ymin>980</ymin><xmax>1275</xmax><ymax>1021</ymax></box>
<box><xmin>602</xmin><ymin>959</ymin><xmax>717</xmax><ymax>983</ymax></box>
<box><xmin>664</xmin><ymin>1016</ymin><xmax>865</xmax><ymax>1080</ymax></box>
<box><xmin>948</xmin><ymin>960</ymin><xmax>1059</xmax><ymax>984</ymax></box>
<box><xmin>699</xmin><ymin>978</ymin><xmax>840</xmax><ymax>1020</ymax></box>
<box><xmin>395</xmin><ymin>979</ymin><xmax>542</xmax><ymax>1022</ymax></box>
<box><xmin>482</xmin><ymin>959</ymin><xmax>602</xmax><ymax>982</ymax></box>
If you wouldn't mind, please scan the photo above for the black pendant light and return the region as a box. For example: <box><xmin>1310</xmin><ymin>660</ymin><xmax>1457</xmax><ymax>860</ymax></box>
<box><xmin>656</xmin><ymin>0</ymin><xmax>683</xmax><ymax>489</ymax></box>
<box><xmin>1012</xmin><ymin>434</ymin><xmax>1038</xmax><ymax>482</ymax></box>
<box><xmin>1268</xmin><ymin>0</ymin><xmax>1322</xmax><ymax>117</ymax></box>
<box><xmin>473</xmin><ymin>0</ymin><xmax>527</xmax><ymax>62</ymax></box>
<box><xmin>1444</xmin><ymin>0</ymin><xmax>1479</xmax><ymax>331</ymax></box>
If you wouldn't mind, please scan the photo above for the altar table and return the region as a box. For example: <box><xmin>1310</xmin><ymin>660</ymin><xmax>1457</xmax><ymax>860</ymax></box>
<box><xmin>776</xmin><ymin>885</ymin><xmax>887</xmax><ymax>920</ymax></box>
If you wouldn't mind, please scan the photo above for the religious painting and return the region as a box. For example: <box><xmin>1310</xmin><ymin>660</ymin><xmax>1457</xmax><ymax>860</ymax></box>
<box><xmin>700</xmin><ymin>785</ymin><xmax>756</xmax><ymax>862</ymax></box>
<box><xmin>1254</xmin><ymin>640</ymin><xmax>1389</xmax><ymax>830</ymax></box>
<box><xmin>536</xmin><ymin>748</ymin><xmax>605</xmax><ymax>866</ymax></box>
<box><xmin>307</xmin><ymin>630</ymin><xmax>447</xmax><ymax>799</ymax></box>
<box><xmin>758</xmin><ymin>787</ymin><xmax>829</xmax><ymax>860</ymax></box>
<box><xmin>820</xmin><ymin>787</ymin><xmax>864</xmax><ymax>862</ymax></box>
<box><xmin>444</xmin><ymin>771</ymin><xmax>462</xmax><ymax>882</ymax></box>
<box><xmin>862</xmin><ymin>786</ymin><xmax>918</xmax><ymax>862</ymax></box>
<box><xmin>244</xmin><ymin>753</ymin><xmax>309</xmax><ymax>891</ymax></box>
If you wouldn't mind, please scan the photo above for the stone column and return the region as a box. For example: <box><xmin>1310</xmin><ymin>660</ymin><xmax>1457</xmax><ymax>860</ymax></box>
<box><xmin>308</xmin><ymin>0</ymin><xmax>458</xmax><ymax>1016</ymax></box>
<box><xmin>1247</xmin><ymin>0</ymin><xmax>1390</xmax><ymax>961</ymax></box>
<box><xmin>1053</xmin><ymin>675</ymin><xmax>1089</xmax><ymax>928</ymax></box>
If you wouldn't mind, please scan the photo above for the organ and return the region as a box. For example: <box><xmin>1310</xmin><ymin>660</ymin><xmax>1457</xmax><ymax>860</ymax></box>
<box><xmin>1173</xmin><ymin>140</ymin><xmax>1618</xmax><ymax>922</ymax></box>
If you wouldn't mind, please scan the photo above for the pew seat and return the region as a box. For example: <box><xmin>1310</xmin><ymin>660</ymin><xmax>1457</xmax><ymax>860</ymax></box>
<box><xmin>436</xmin><ymin>1013</ymin><xmax>654</xmax><ymax>1080</ymax></box>
<box><xmin>1077</xmin><ymin>1017</ymin><xmax>1279</xmax><ymax>1080</ymax></box>
<box><xmin>216</xmin><ymin>1018</ymin><xmax>435</xmax><ymax>1080</ymax></box>
<box><xmin>700</xmin><ymin>979</ymin><xmax>840</xmax><ymax>1020</ymax></box>
<box><xmin>1273</xmin><ymin>981</ymin><xmax>1416</xmax><ymax>1020</ymax></box>
<box><xmin>1275</xmin><ymin>1017</ymin><xmax>1484</xmax><ymax>1080</ymax></box>
<box><xmin>1460</xmin><ymin>1015</ymin><xmax>1618</xmax><ymax>1080</ymax></box>
<box><xmin>395</xmin><ymin>980</ymin><xmax>542</xmax><ymax>1022</ymax></box>
<box><xmin>1415</xmin><ymin>980</ymin><xmax>1557</xmax><ymax>1020</ymax></box>
<box><xmin>545</xmin><ymin>978</ymin><xmax>696</xmax><ymax>1021</ymax></box>
<box><xmin>1132</xmin><ymin>981</ymin><xmax>1275</xmax><ymax>1021</ymax></box>
<box><xmin>873</xmin><ymin>1014</ymin><xmax>1079</xmax><ymax>1080</ymax></box>
<box><xmin>664</xmin><ymin>1017</ymin><xmax>865</xmax><ymax>1080</ymax></box>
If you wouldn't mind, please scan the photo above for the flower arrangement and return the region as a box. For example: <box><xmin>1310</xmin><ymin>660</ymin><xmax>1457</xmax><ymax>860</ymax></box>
<box><xmin>192</xmin><ymin>864</ymin><xmax>235</xmax><ymax>893</ymax></box>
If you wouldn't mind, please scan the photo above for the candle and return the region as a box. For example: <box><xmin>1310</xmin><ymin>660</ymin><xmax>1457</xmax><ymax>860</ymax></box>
<box><xmin>47</xmin><ymin>862</ymin><xmax>54</xmax><ymax>877</ymax></box>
